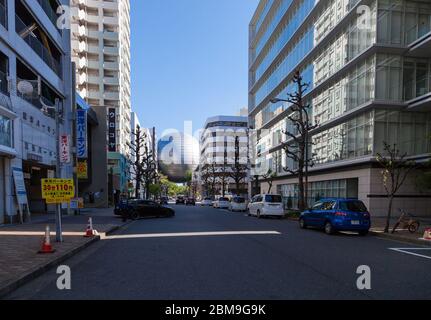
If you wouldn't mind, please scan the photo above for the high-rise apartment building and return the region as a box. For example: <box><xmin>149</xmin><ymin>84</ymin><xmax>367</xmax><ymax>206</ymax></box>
<box><xmin>249</xmin><ymin>0</ymin><xmax>431</xmax><ymax>216</ymax></box>
<box><xmin>71</xmin><ymin>0</ymin><xmax>131</xmax><ymax>192</ymax></box>
<box><xmin>0</xmin><ymin>0</ymin><xmax>74</xmax><ymax>223</ymax></box>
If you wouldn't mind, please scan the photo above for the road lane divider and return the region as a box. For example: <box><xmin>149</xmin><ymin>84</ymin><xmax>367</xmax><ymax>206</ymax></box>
<box><xmin>101</xmin><ymin>231</ymin><xmax>281</xmax><ymax>240</ymax></box>
<box><xmin>389</xmin><ymin>248</ymin><xmax>431</xmax><ymax>260</ymax></box>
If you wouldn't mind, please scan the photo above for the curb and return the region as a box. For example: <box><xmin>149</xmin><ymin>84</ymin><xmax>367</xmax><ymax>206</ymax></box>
<box><xmin>369</xmin><ymin>231</ymin><xmax>431</xmax><ymax>247</ymax></box>
<box><xmin>0</xmin><ymin>221</ymin><xmax>131</xmax><ymax>299</ymax></box>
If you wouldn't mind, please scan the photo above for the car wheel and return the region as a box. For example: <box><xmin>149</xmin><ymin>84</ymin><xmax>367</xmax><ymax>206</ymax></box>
<box><xmin>130</xmin><ymin>210</ymin><xmax>139</xmax><ymax>220</ymax></box>
<box><xmin>257</xmin><ymin>210</ymin><xmax>261</xmax><ymax>219</ymax></box>
<box><xmin>299</xmin><ymin>219</ymin><xmax>307</xmax><ymax>229</ymax></box>
<box><xmin>324</xmin><ymin>221</ymin><xmax>335</xmax><ymax>235</ymax></box>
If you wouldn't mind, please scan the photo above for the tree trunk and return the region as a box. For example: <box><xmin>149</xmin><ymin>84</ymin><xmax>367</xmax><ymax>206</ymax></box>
<box><xmin>384</xmin><ymin>195</ymin><xmax>394</xmax><ymax>233</ymax></box>
<box><xmin>298</xmin><ymin>170</ymin><xmax>305</xmax><ymax>212</ymax></box>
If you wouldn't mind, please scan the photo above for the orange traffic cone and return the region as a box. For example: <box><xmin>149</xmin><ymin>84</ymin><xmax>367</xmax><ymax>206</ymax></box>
<box><xmin>84</xmin><ymin>217</ymin><xmax>97</xmax><ymax>238</ymax></box>
<box><xmin>38</xmin><ymin>226</ymin><xmax>55</xmax><ymax>254</ymax></box>
<box><xmin>423</xmin><ymin>228</ymin><xmax>431</xmax><ymax>241</ymax></box>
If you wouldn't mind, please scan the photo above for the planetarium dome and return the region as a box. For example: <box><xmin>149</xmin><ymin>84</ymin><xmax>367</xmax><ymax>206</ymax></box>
<box><xmin>157</xmin><ymin>131</ymin><xmax>199</xmax><ymax>183</ymax></box>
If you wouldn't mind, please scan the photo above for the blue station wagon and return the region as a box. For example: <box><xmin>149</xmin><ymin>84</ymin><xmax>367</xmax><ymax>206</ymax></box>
<box><xmin>299</xmin><ymin>198</ymin><xmax>371</xmax><ymax>235</ymax></box>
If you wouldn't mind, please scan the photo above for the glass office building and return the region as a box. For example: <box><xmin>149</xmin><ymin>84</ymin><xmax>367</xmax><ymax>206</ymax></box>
<box><xmin>249</xmin><ymin>0</ymin><xmax>431</xmax><ymax>216</ymax></box>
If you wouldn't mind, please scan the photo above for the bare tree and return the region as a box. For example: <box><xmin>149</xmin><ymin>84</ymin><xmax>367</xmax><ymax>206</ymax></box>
<box><xmin>201</xmin><ymin>163</ymin><xmax>218</xmax><ymax>197</ymax></box>
<box><xmin>129</xmin><ymin>128</ymin><xmax>158</xmax><ymax>200</ymax></box>
<box><xmin>278</xmin><ymin>70</ymin><xmax>317</xmax><ymax>211</ymax></box>
<box><xmin>128</xmin><ymin>126</ymin><xmax>145</xmax><ymax>199</ymax></box>
<box><xmin>261</xmin><ymin>168</ymin><xmax>277</xmax><ymax>194</ymax></box>
<box><xmin>228</xmin><ymin>136</ymin><xmax>248</xmax><ymax>196</ymax></box>
<box><xmin>217</xmin><ymin>157</ymin><xmax>230</xmax><ymax>197</ymax></box>
<box><xmin>376</xmin><ymin>142</ymin><xmax>416</xmax><ymax>233</ymax></box>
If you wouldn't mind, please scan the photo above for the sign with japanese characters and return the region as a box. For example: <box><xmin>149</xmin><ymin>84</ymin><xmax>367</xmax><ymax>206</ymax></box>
<box><xmin>108</xmin><ymin>108</ymin><xmax>116</xmax><ymax>152</ymax></box>
<box><xmin>12</xmin><ymin>167</ymin><xmax>28</xmax><ymax>206</ymax></box>
<box><xmin>60</xmin><ymin>134</ymin><xmax>71</xmax><ymax>164</ymax></box>
<box><xmin>41</xmin><ymin>179</ymin><xmax>75</xmax><ymax>204</ymax></box>
<box><xmin>76</xmin><ymin>109</ymin><xmax>88</xmax><ymax>159</ymax></box>
<box><xmin>77</xmin><ymin>160</ymin><xmax>88</xmax><ymax>179</ymax></box>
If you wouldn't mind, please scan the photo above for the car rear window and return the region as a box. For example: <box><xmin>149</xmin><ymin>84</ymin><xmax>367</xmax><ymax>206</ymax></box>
<box><xmin>265</xmin><ymin>195</ymin><xmax>282</xmax><ymax>203</ymax></box>
<box><xmin>339</xmin><ymin>201</ymin><xmax>368</xmax><ymax>212</ymax></box>
<box><xmin>233</xmin><ymin>197</ymin><xmax>245</xmax><ymax>203</ymax></box>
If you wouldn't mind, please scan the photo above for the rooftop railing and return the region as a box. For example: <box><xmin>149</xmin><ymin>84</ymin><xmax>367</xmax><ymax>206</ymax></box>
<box><xmin>15</xmin><ymin>14</ymin><xmax>62</xmax><ymax>77</ymax></box>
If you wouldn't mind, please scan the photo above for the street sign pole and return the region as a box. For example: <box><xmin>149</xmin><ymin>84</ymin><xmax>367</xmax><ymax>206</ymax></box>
<box><xmin>55</xmin><ymin>98</ymin><xmax>63</xmax><ymax>243</ymax></box>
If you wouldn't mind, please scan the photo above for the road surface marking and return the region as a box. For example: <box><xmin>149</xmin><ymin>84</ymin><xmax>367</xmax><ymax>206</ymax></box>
<box><xmin>389</xmin><ymin>248</ymin><xmax>431</xmax><ymax>260</ymax></box>
<box><xmin>102</xmin><ymin>231</ymin><xmax>281</xmax><ymax>240</ymax></box>
<box><xmin>0</xmin><ymin>231</ymin><xmax>91</xmax><ymax>237</ymax></box>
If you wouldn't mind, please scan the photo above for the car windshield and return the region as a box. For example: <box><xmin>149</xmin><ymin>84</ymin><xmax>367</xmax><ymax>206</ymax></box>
<box><xmin>219</xmin><ymin>198</ymin><xmax>229</xmax><ymax>202</ymax></box>
<box><xmin>233</xmin><ymin>197</ymin><xmax>245</xmax><ymax>203</ymax></box>
<box><xmin>339</xmin><ymin>201</ymin><xmax>368</xmax><ymax>212</ymax></box>
<box><xmin>265</xmin><ymin>195</ymin><xmax>282</xmax><ymax>203</ymax></box>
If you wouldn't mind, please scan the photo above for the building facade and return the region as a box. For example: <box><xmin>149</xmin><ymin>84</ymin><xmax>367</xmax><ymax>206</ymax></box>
<box><xmin>249</xmin><ymin>0</ymin><xmax>431</xmax><ymax>216</ymax></box>
<box><xmin>71</xmin><ymin>0</ymin><xmax>131</xmax><ymax>193</ymax></box>
<box><xmin>198</xmin><ymin>116</ymin><xmax>249</xmax><ymax>198</ymax></box>
<box><xmin>0</xmin><ymin>0</ymin><xmax>74</xmax><ymax>223</ymax></box>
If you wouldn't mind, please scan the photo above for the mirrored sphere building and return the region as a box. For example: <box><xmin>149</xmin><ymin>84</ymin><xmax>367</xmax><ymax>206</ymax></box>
<box><xmin>157</xmin><ymin>131</ymin><xmax>199</xmax><ymax>183</ymax></box>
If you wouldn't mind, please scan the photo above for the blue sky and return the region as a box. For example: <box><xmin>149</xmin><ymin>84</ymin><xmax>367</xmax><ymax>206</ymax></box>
<box><xmin>130</xmin><ymin>0</ymin><xmax>259</xmax><ymax>135</ymax></box>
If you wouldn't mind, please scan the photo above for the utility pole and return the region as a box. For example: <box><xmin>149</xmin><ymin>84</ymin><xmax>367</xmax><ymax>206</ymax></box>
<box><xmin>71</xmin><ymin>62</ymin><xmax>79</xmax><ymax>216</ymax></box>
<box><xmin>55</xmin><ymin>98</ymin><xmax>63</xmax><ymax>243</ymax></box>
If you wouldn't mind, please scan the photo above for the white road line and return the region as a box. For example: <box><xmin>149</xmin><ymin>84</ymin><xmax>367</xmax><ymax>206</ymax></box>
<box><xmin>102</xmin><ymin>231</ymin><xmax>281</xmax><ymax>240</ymax></box>
<box><xmin>389</xmin><ymin>248</ymin><xmax>431</xmax><ymax>260</ymax></box>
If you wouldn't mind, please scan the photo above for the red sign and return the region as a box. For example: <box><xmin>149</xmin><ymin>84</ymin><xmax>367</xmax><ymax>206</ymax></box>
<box><xmin>60</xmin><ymin>135</ymin><xmax>71</xmax><ymax>164</ymax></box>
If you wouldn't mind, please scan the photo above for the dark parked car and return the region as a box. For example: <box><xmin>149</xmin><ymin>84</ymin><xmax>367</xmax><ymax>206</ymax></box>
<box><xmin>299</xmin><ymin>198</ymin><xmax>371</xmax><ymax>235</ymax></box>
<box><xmin>176</xmin><ymin>196</ymin><xmax>185</xmax><ymax>205</ymax></box>
<box><xmin>126</xmin><ymin>200</ymin><xmax>175</xmax><ymax>220</ymax></box>
<box><xmin>114</xmin><ymin>198</ymin><xmax>136</xmax><ymax>216</ymax></box>
<box><xmin>186</xmin><ymin>198</ymin><xmax>196</xmax><ymax>206</ymax></box>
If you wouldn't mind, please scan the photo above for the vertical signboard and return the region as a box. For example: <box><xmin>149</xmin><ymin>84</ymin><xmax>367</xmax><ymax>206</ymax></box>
<box><xmin>108</xmin><ymin>108</ymin><xmax>116</xmax><ymax>152</ymax></box>
<box><xmin>60</xmin><ymin>135</ymin><xmax>71</xmax><ymax>164</ymax></box>
<box><xmin>12</xmin><ymin>167</ymin><xmax>28</xmax><ymax>205</ymax></box>
<box><xmin>77</xmin><ymin>160</ymin><xmax>88</xmax><ymax>180</ymax></box>
<box><xmin>76</xmin><ymin>109</ymin><xmax>88</xmax><ymax>159</ymax></box>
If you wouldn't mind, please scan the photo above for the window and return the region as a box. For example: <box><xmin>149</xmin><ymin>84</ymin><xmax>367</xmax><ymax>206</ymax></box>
<box><xmin>0</xmin><ymin>114</ymin><xmax>12</xmax><ymax>147</ymax></box>
<box><xmin>338</xmin><ymin>201</ymin><xmax>368</xmax><ymax>213</ymax></box>
<box><xmin>265</xmin><ymin>195</ymin><xmax>282</xmax><ymax>203</ymax></box>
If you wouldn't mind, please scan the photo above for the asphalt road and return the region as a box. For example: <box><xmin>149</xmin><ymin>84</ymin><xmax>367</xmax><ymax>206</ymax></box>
<box><xmin>6</xmin><ymin>205</ymin><xmax>431</xmax><ymax>300</ymax></box>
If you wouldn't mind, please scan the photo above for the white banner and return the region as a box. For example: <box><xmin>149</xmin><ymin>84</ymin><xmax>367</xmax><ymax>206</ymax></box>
<box><xmin>60</xmin><ymin>134</ymin><xmax>71</xmax><ymax>164</ymax></box>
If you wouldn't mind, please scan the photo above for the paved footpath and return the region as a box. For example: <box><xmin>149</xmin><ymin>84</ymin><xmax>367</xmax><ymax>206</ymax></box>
<box><xmin>0</xmin><ymin>208</ymin><xmax>125</xmax><ymax>298</ymax></box>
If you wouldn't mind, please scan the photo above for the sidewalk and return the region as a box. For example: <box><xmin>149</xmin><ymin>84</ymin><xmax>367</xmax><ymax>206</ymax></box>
<box><xmin>0</xmin><ymin>208</ymin><xmax>127</xmax><ymax>298</ymax></box>
<box><xmin>370</xmin><ymin>216</ymin><xmax>431</xmax><ymax>247</ymax></box>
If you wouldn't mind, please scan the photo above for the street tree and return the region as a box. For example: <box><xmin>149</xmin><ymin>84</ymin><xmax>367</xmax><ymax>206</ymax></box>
<box><xmin>217</xmin><ymin>158</ymin><xmax>231</xmax><ymax>197</ymax></box>
<box><xmin>129</xmin><ymin>127</ymin><xmax>158</xmax><ymax>200</ymax></box>
<box><xmin>376</xmin><ymin>142</ymin><xmax>416</xmax><ymax>233</ymax></box>
<box><xmin>261</xmin><ymin>168</ymin><xmax>277</xmax><ymax>194</ymax></box>
<box><xmin>278</xmin><ymin>70</ymin><xmax>317</xmax><ymax>211</ymax></box>
<box><xmin>201</xmin><ymin>163</ymin><xmax>218</xmax><ymax>197</ymax></box>
<box><xmin>229</xmin><ymin>136</ymin><xmax>248</xmax><ymax>196</ymax></box>
<box><xmin>128</xmin><ymin>126</ymin><xmax>145</xmax><ymax>199</ymax></box>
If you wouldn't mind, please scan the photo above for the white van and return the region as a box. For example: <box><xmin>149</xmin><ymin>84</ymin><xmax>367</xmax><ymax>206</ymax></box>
<box><xmin>248</xmin><ymin>194</ymin><xmax>284</xmax><ymax>219</ymax></box>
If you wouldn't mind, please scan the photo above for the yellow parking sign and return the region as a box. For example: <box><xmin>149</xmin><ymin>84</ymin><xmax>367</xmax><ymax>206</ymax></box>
<box><xmin>41</xmin><ymin>179</ymin><xmax>75</xmax><ymax>204</ymax></box>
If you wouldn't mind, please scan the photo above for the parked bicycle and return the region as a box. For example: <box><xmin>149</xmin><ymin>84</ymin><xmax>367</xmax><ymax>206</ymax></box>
<box><xmin>392</xmin><ymin>209</ymin><xmax>420</xmax><ymax>234</ymax></box>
